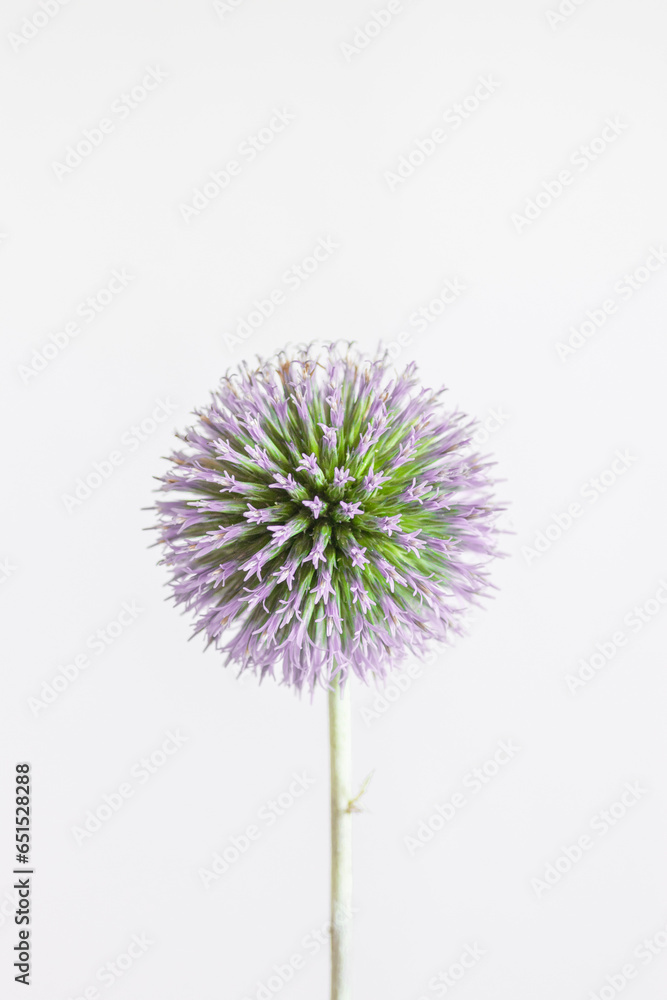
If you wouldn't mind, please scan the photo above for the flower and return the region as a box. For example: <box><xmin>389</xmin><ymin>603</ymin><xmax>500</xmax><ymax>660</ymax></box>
<box><xmin>153</xmin><ymin>342</ymin><xmax>503</xmax><ymax>692</ymax></box>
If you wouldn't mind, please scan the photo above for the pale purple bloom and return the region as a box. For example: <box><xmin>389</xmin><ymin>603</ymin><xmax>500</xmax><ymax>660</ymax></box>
<box><xmin>303</xmin><ymin>496</ymin><xmax>326</xmax><ymax>519</ymax></box>
<box><xmin>274</xmin><ymin>553</ymin><xmax>300</xmax><ymax>590</ymax></box>
<box><xmin>360</xmin><ymin>464</ymin><xmax>390</xmax><ymax>492</ymax></box>
<box><xmin>333</xmin><ymin>467</ymin><xmax>355</xmax><ymax>488</ymax></box>
<box><xmin>377</xmin><ymin>514</ymin><xmax>402</xmax><ymax>536</ymax></box>
<box><xmin>305</xmin><ymin>535</ymin><xmax>328</xmax><ymax>568</ymax></box>
<box><xmin>325</xmin><ymin>388</ymin><xmax>344</xmax><ymax>427</ymax></box>
<box><xmin>395</xmin><ymin>529</ymin><xmax>425</xmax><ymax>555</ymax></box>
<box><xmin>350</xmin><ymin>581</ymin><xmax>374</xmax><ymax>613</ymax></box>
<box><xmin>319</xmin><ymin>424</ymin><xmax>338</xmax><ymax>449</ymax></box>
<box><xmin>296</xmin><ymin>453</ymin><xmax>321</xmax><ymax>477</ymax></box>
<box><xmin>339</xmin><ymin>501</ymin><xmax>363</xmax><ymax>519</ymax></box>
<box><xmin>245</xmin><ymin>444</ymin><xmax>273</xmax><ymax>471</ymax></box>
<box><xmin>153</xmin><ymin>342</ymin><xmax>503</xmax><ymax>692</ymax></box>
<box><xmin>267</xmin><ymin>522</ymin><xmax>295</xmax><ymax>546</ymax></box>
<box><xmin>244</xmin><ymin>504</ymin><xmax>272</xmax><ymax>524</ymax></box>
<box><xmin>400</xmin><ymin>477</ymin><xmax>429</xmax><ymax>504</ymax></box>
<box><xmin>349</xmin><ymin>544</ymin><xmax>369</xmax><ymax>569</ymax></box>
<box><xmin>312</xmin><ymin>569</ymin><xmax>335</xmax><ymax>605</ymax></box>
<box><xmin>269</xmin><ymin>472</ymin><xmax>300</xmax><ymax>494</ymax></box>
<box><xmin>220</xmin><ymin>471</ymin><xmax>243</xmax><ymax>493</ymax></box>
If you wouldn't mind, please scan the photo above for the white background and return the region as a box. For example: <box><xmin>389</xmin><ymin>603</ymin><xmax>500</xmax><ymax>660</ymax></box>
<box><xmin>2</xmin><ymin>1</ymin><xmax>667</xmax><ymax>998</ymax></box>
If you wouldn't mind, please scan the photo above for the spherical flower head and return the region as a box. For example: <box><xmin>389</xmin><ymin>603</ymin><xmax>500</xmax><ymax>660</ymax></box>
<box><xmin>153</xmin><ymin>342</ymin><xmax>504</xmax><ymax>693</ymax></box>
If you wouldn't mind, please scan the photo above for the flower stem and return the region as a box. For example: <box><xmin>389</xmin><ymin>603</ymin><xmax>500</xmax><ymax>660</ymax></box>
<box><xmin>329</xmin><ymin>675</ymin><xmax>352</xmax><ymax>1000</ymax></box>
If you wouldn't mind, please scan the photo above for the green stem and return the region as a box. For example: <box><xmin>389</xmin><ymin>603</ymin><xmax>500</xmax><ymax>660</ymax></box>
<box><xmin>329</xmin><ymin>675</ymin><xmax>352</xmax><ymax>1000</ymax></box>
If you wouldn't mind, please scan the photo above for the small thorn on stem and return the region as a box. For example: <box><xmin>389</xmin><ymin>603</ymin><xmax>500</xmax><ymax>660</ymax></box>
<box><xmin>345</xmin><ymin>770</ymin><xmax>375</xmax><ymax>814</ymax></box>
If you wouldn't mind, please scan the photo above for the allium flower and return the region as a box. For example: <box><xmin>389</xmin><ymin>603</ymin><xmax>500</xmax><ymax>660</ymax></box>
<box><xmin>153</xmin><ymin>342</ymin><xmax>502</xmax><ymax>692</ymax></box>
